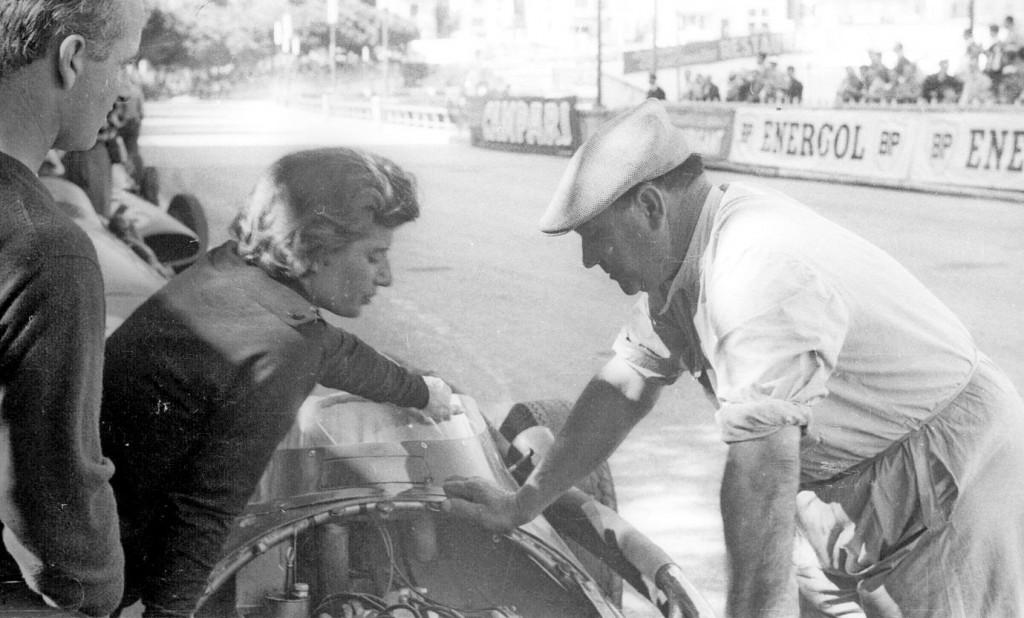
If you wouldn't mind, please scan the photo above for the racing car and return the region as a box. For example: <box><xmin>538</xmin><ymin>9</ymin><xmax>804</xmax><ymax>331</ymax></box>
<box><xmin>195</xmin><ymin>393</ymin><xmax>717</xmax><ymax>618</ymax></box>
<box><xmin>7</xmin><ymin>161</ymin><xmax>715</xmax><ymax>618</ymax></box>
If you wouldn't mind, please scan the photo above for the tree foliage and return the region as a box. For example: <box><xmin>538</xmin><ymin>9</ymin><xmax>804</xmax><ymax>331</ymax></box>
<box><xmin>139</xmin><ymin>0</ymin><xmax>419</xmax><ymax>71</ymax></box>
<box><xmin>300</xmin><ymin>2</ymin><xmax>419</xmax><ymax>58</ymax></box>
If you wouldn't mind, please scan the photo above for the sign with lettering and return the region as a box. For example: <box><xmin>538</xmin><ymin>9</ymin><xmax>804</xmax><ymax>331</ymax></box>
<box><xmin>665</xmin><ymin>105</ymin><xmax>734</xmax><ymax>161</ymax></box>
<box><xmin>469</xmin><ymin>96</ymin><xmax>581</xmax><ymax>156</ymax></box>
<box><xmin>624</xmin><ymin>33</ymin><xmax>795</xmax><ymax>74</ymax></box>
<box><xmin>729</xmin><ymin>108</ymin><xmax>917</xmax><ymax>180</ymax></box>
<box><xmin>912</xmin><ymin>112</ymin><xmax>1024</xmax><ymax>191</ymax></box>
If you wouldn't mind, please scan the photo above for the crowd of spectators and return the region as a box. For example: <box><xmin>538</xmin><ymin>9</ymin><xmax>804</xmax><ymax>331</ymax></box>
<box><xmin>720</xmin><ymin>52</ymin><xmax>803</xmax><ymax>103</ymax></box>
<box><xmin>675</xmin><ymin>70</ymin><xmax>724</xmax><ymax>102</ymax></box>
<box><xmin>836</xmin><ymin>15</ymin><xmax>1024</xmax><ymax>105</ymax></box>
<box><xmin>646</xmin><ymin>15</ymin><xmax>1022</xmax><ymax>107</ymax></box>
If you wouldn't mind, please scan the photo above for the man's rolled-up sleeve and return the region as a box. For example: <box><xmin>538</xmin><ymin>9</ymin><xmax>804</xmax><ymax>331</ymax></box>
<box><xmin>715</xmin><ymin>400</ymin><xmax>812</xmax><ymax>443</ymax></box>
<box><xmin>705</xmin><ymin>251</ymin><xmax>849</xmax><ymax>444</ymax></box>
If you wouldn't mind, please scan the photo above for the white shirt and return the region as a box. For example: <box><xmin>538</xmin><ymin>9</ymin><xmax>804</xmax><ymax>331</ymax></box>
<box><xmin>613</xmin><ymin>182</ymin><xmax>977</xmax><ymax>481</ymax></box>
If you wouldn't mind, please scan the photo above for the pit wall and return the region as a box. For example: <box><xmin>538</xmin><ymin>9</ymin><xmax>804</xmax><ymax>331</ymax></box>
<box><xmin>288</xmin><ymin>92</ymin><xmax>1024</xmax><ymax>200</ymax></box>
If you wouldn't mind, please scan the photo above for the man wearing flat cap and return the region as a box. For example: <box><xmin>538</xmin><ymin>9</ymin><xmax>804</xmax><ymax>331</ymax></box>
<box><xmin>445</xmin><ymin>100</ymin><xmax>1024</xmax><ymax>617</ymax></box>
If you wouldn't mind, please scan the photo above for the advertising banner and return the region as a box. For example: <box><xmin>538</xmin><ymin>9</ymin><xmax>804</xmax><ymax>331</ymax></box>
<box><xmin>469</xmin><ymin>96</ymin><xmax>581</xmax><ymax>156</ymax></box>
<box><xmin>624</xmin><ymin>33</ymin><xmax>795</xmax><ymax>74</ymax></box>
<box><xmin>729</xmin><ymin>108</ymin><xmax>918</xmax><ymax>181</ymax></box>
<box><xmin>911</xmin><ymin>112</ymin><xmax>1024</xmax><ymax>192</ymax></box>
<box><xmin>665</xmin><ymin>105</ymin><xmax>734</xmax><ymax>161</ymax></box>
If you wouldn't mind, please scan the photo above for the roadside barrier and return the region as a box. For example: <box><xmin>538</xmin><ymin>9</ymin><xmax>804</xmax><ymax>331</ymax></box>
<box><xmin>284</xmin><ymin>92</ymin><xmax>1023</xmax><ymax>199</ymax></box>
<box><xmin>284</xmin><ymin>93</ymin><xmax>450</xmax><ymax>129</ymax></box>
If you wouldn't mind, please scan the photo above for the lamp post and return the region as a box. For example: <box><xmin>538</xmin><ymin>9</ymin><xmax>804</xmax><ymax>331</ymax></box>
<box><xmin>327</xmin><ymin>0</ymin><xmax>338</xmax><ymax>91</ymax></box>
<box><xmin>382</xmin><ymin>8</ymin><xmax>390</xmax><ymax>97</ymax></box>
<box><xmin>650</xmin><ymin>0</ymin><xmax>658</xmax><ymax>75</ymax></box>
<box><xmin>596</xmin><ymin>0</ymin><xmax>603</xmax><ymax>108</ymax></box>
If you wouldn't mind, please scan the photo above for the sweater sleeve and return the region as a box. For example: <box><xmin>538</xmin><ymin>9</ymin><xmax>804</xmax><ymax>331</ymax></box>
<box><xmin>317</xmin><ymin>325</ymin><xmax>429</xmax><ymax>409</ymax></box>
<box><xmin>0</xmin><ymin>253</ymin><xmax>124</xmax><ymax>617</ymax></box>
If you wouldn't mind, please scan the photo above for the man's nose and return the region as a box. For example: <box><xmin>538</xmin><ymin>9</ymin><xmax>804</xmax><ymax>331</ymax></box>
<box><xmin>375</xmin><ymin>259</ymin><xmax>393</xmax><ymax>287</ymax></box>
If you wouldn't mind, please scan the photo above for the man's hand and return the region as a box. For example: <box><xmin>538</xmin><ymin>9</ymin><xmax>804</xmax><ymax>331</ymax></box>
<box><xmin>655</xmin><ymin>564</ymin><xmax>707</xmax><ymax>618</ymax></box>
<box><xmin>442</xmin><ymin>476</ymin><xmax>524</xmax><ymax>532</ymax></box>
<box><xmin>418</xmin><ymin>376</ymin><xmax>462</xmax><ymax>423</ymax></box>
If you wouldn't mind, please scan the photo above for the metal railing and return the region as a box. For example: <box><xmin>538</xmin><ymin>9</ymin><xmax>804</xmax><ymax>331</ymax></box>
<box><xmin>285</xmin><ymin>93</ymin><xmax>452</xmax><ymax>129</ymax></box>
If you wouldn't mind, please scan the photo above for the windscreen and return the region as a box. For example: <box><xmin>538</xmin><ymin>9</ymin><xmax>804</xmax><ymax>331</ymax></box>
<box><xmin>278</xmin><ymin>391</ymin><xmax>486</xmax><ymax>450</ymax></box>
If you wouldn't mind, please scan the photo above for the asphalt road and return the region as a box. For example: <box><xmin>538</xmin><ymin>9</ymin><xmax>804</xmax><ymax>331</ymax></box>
<box><xmin>140</xmin><ymin>98</ymin><xmax>1024</xmax><ymax>615</ymax></box>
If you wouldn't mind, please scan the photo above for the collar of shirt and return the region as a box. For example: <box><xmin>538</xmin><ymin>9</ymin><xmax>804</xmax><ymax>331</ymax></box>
<box><xmin>655</xmin><ymin>184</ymin><xmax>726</xmax><ymax>318</ymax></box>
<box><xmin>212</xmin><ymin>242</ymin><xmax>323</xmax><ymax>327</ymax></box>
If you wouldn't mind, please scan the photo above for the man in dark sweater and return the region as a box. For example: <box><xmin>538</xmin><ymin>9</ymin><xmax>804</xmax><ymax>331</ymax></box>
<box><xmin>0</xmin><ymin>1</ymin><xmax>146</xmax><ymax>615</ymax></box>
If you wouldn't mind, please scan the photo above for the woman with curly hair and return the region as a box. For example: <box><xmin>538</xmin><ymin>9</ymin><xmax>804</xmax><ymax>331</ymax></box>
<box><xmin>101</xmin><ymin>147</ymin><xmax>458</xmax><ymax>617</ymax></box>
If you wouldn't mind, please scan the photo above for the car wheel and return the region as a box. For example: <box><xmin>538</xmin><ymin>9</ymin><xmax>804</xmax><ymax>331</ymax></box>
<box><xmin>167</xmin><ymin>193</ymin><xmax>209</xmax><ymax>270</ymax></box>
<box><xmin>139</xmin><ymin>166</ymin><xmax>160</xmax><ymax>205</ymax></box>
<box><xmin>500</xmin><ymin>399</ymin><xmax>624</xmax><ymax>607</ymax></box>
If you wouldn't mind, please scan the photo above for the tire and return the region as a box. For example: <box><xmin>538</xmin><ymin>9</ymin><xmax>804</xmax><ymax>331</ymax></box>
<box><xmin>500</xmin><ymin>400</ymin><xmax>623</xmax><ymax>607</ymax></box>
<box><xmin>167</xmin><ymin>193</ymin><xmax>209</xmax><ymax>271</ymax></box>
<box><xmin>138</xmin><ymin>166</ymin><xmax>160</xmax><ymax>205</ymax></box>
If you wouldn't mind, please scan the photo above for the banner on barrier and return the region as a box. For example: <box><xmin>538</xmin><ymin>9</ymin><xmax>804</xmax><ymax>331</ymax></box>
<box><xmin>665</xmin><ymin>105</ymin><xmax>734</xmax><ymax>161</ymax></box>
<box><xmin>912</xmin><ymin>112</ymin><xmax>1024</xmax><ymax>192</ymax></box>
<box><xmin>729</xmin><ymin>108</ymin><xmax>918</xmax><ymax>180</ymax></box>
<box><xmin>624</xmin><ymin>33</ymin><xmax>795</xmax><ymax>73</ymax></box>
<box><xmin>470</xmin><ymin>96</ymin><xmax>581</xmax><ymax>156</ymax></box>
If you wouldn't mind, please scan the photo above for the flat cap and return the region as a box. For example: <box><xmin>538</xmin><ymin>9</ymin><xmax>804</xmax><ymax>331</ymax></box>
<box><xmin>538</xmin><ymin>99</ymin><xmax>692</xmax><ymax>235</ymax></box>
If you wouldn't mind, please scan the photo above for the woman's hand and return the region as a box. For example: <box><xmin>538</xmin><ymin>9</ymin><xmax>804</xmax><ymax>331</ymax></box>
<box><xmin>419</xmin><ymin>376</ymin><xmax>461</xmax><ymax>423</ymax></box>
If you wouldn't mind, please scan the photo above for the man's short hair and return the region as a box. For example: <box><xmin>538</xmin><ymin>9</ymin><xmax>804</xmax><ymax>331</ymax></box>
<box><xmin>0</xmin><ymin>0</ymin><xmax>125</xmax><ymax>80</ymax></box>
<box><xmin>230</xmin><ymin>147</ymin><xmax>420</xmax><ymax>280</ymax></box>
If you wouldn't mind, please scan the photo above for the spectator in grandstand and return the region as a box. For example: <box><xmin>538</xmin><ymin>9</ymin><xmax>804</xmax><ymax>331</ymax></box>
<box><xmin>864</xmin><ymin>50</ymin><xmax>893</xmax><ymax>102</ymax></box>
<box><xmin>892</xmin><ymin>43</ymin><xmax>914</xmax><ymax>80</ymax></box>
<box><xmin>921</xmin><ymin>59</ymin><xmax>963</xmax><ymax>103</ymax></box>
<box><xmin>646</xmin><ymin>73</ymin><xmax>666</xmax><ymax>100</ymax></box>
<box><xmin>960</xmin><ymin>28</ymin><xmax>985</xmax><ymax>77</ymax></box>
<box><xmin>747</xmin><ymin>54</ymin><xmax>769</xmax><ymax>102</ymax></box>
<box><xmin>691</xmin><ymin>74</ymin><xmax>706</xmax><ymax>100</ymax></box>
<box><xmin>837</xmin><ymin>66</ymin><xmax>865</xmax><ymax>103</ymax></box>
<box><xmin>702</xmin><ymin>75</ymin><xmax>721</xmax><ymax>102</ymax></box>
<box><xmin>985</xmin><ymin>24</ymin><xmax>1006</xmax><ymax>97</ymax></box>
<box><xmin>726</xmin><ymin>71</ymin><xmax>752</xmax><ymax>102</ymax></box>
<box><xmin>891</xmin><ymin>47</ymin><xmax>922</xmax><ymax>103</ymax></box>
<box><xmin>859</xmin><ymin>64</ymin><xmax>871</xmax><ymax>87</ymax></box>
<box><xmin>1004</xmin><ymin>15</ymin><xmax>1024</xmax><ymax>56</ymax></box>
<box><xmin>763</xmin><ymin>60</ymin><xmax>788</xmax><ymax>103</ymax></box>
<box><xmin>959</xmin><ymin>61</ymin><xmax>994</xmax><ymax>104</ymax></box>
<box><xmin>784</xmin><ymin>66</ymin><xmax>803</xmax><ymax>103</ymax></box>
<box><xmin>999</xmin><ymin>50</ymin><xmax>1024</xmax><ymax>103</ymax></box>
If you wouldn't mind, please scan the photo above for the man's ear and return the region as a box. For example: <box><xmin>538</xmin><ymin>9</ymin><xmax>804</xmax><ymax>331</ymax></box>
<box><xmin>633</xmin><ymin>182</ymin><xmax>666</xmax><ymax>230</ymax></box>
<box><xmin>56</xmin><ymin>35</ymin><xmax>88</xmax><ymax>90</ymax></box>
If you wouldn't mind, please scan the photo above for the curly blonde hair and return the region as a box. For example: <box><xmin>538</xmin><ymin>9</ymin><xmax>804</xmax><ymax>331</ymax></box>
<box><xmin>230</xmin><ymin>148</ymin><xmax>420</xmax><ymax>280</ymax></box>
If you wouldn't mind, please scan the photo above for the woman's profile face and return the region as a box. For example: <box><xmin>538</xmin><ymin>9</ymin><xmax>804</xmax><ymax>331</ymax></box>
<box><xmin>301</xmin><ymin>224</ymin><xmax>394</xmax><ymax>318</ymax></box>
